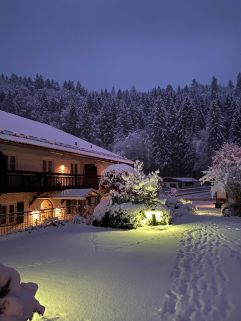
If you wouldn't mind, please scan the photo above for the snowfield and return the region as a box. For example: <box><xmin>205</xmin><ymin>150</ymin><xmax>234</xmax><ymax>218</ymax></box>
<box><xmin>1</xmin><ymin>210</ymin><xmax>241</xmax><ymax>321</ymax></box>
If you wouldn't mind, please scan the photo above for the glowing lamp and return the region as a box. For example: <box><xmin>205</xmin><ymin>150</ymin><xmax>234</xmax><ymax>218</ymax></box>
<box><xmin>145</xmin><ymin>209</ymin><xmax>163</xmax><ymax>226</ymax></box>
<box><xmin>54</xmin><ymin>207</ymin><xmax>62</xmax><ymax>218</ymax></box>
<box><xmin>32</xmin><ymin>210</ymin><xmax>40</xmax><ymax>224</ymax></box>
<box><xmin>60</xmin><ymin>164</ymin><xmax>65</xmax><ymax>174</ymax></box>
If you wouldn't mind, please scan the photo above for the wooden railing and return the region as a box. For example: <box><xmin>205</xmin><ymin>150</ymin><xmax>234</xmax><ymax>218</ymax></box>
<box><xmin>0</xmin><ymin>170</ymin><xmax>101</xmax><ymax>193</ymax></box>
<box><xmin>0</xmin><ymin>205</ymin><xmax>93</xmax><ymax>236</ymax></box>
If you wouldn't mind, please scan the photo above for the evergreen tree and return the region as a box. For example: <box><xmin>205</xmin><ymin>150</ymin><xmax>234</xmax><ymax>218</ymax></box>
<box><xmin>150</xmin><ymin>97</ymin><xmax>169</xmax><ymax>172</ymax></box>
<box><xmin>229</xmin><ymin>107</ymin><xmax>241</xmax><ymax>145</ymax></box>
<box><xmin>207</xmin><ymin>100</ymin><xmax>226</xmax><ymax>156</ymax></box>
<box><xmin>211</xmin><ymin>76</ymin><xmax>218</xmax><ymax>98</ymax></box>
<box><xmin>236</xmin><ymin>72</ymin><xmax>241</xmax><ymax>94</ymax></box>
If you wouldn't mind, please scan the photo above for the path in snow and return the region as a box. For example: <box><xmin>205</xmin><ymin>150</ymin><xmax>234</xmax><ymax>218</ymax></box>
<box><xmin>159</xmin><ymin>215</ymin><xmax>241</xmax><ymax>321</ymax></box>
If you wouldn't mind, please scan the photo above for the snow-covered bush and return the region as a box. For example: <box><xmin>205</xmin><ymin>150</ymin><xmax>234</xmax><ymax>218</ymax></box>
<box><xmin>99</xmin><ymin>163</ymin><xmax>134</xmax><ymax>204</ymax></box>
<box><xmin>221</xmin><ymin>203</ymin><xmax>240</xmax><ymax>217</ymax></box>
<box><xmin>124</xmin><ymin>160</ymin><xmax>162</xmax><ymax>205</ymax></box>
<box><xmin>92</xmin><ymin>200</ymin><xmax>171</xmax><ymax>228</ymax></box>
<box><xmin>200</xmin><ymin>143</ymin><xmax>241</xmax><ymax>196</ymax></box>
<box><xmin>165</xmin><ymin>195</ymin><xmax>195</xmax><ymax>220</ymax></box>
<box><xmin>0</xmin><ymin>263</ymin><xmax>45</xmax><ymax>321</ymax></box>
<box><xmin>100</xmin><ymin>160</ymin><xmax>162</xmax><ymax>206</ymax></box>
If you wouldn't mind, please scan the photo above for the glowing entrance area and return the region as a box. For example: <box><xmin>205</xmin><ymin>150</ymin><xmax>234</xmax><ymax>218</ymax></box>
<box><xmin>40</xmin><ymin>199</ymin><xmax>53</xmax><ymax>221</ymax></box>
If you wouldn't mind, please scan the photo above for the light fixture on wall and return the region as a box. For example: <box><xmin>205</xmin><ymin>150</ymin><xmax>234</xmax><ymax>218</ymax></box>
<box><xmin>31</xmin><ymin>210</ymin><xmax>40</xmax><ymax>225</ymax></box>
<box><xmin>54</xmin><ymin>207</ymin><xmax>62</xmax><ymax>218</ymax></box>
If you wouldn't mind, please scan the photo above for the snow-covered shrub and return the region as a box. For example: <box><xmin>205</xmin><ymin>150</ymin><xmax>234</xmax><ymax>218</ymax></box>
<box><xmin>92</xmin><ymin>200</ymin><xmax>171</xmax><ymax>228</ymax></box>
<box><xmin>165</xmin><ymin>196</ymin><xmax>195</xmax><ymax>220</ymax></box>
<box><xmin>100</xmin><ymin>161</ymin><xmax>162</xmax><ymax>206</ymax></box>
<box><xmin>124</xmin><ymin>160</ymin><xmax>162</xmax><ymax>205</ymax></box>
<box><xmin>99</xmin><ymin>163</ymin><xmax>134</xmax><ymax>204</ymax></box>
<box><xmin>201</xmin><ymin>144</ymin><xmax>241</xmax><ymax>215</ymax></box>
<box><xmin>0</xmin><ymin>263</ymin><xmax>45</xmax><ymax>321</ymax></box>
<box><xmin>221</xmin><ymin>203</ymin><xmax>240</xmax><ymax>217</ymax></box>
<box><xmin>165</xmin><ymin>195</ymin><xmax>182</xmax><ymax>209</ymax></box>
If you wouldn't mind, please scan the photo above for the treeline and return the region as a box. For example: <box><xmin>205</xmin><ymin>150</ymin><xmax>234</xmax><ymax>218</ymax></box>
<box><xmin>0</xmin><ymin>73</ymin><xmax>241</xmax><ymax>176</ymax></box>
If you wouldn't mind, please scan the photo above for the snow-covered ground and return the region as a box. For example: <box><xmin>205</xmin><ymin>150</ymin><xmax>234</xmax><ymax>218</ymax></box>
<box><xmin>1</xmin><ymin>207</ymin><xmax>241</xmax><ymax>321</ymax></box>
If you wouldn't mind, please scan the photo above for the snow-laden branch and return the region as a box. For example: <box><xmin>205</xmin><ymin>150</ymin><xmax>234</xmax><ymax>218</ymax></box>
<box><xmin>0</xmin><ymin>263</ymin><xmax>45</xmax><ymax>321</ymax></box>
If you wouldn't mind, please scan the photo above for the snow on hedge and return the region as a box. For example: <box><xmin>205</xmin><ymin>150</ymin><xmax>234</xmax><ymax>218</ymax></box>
<box><xmin>92</xmin><ymin>198</ymin><xmax>171</xmax><ymax>228</ymax></box>
<box><xmin>0</xmin><ymin>263</ymin><xmax>45</xmax><ymax>321</ymax></box>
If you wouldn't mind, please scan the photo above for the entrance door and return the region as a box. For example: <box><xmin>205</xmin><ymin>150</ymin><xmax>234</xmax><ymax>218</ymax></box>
<box><xmin>16</xmin><ymin>202</ymin><xmax>24</xmax><ymax>224</ymax></box>
<box><xmin>0</xmin><ymin>151</ymin><xmax>7</xmax><ymax>192</ymax></box>
<box><xmin>84</xmin><ymin>164</ymin><xmax>98</xmax><ymax>188</ymax></box>
<box><xmin>40</xmin><ymin>200</ymin><xmax>53</xmax><ymax>221</ymax></box>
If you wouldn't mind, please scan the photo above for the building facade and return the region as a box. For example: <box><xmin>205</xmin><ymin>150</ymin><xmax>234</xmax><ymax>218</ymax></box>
<box><xmin>0</xmin><ymin>111</ymin><xmax>132</xmax><ymax>235</ymax></box>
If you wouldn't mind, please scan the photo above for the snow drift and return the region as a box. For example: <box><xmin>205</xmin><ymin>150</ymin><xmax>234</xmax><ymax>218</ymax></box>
<box><xmin>0</xmin><ymin>263</ymin><xmax>45</xmax><ymax>321</ymax></box>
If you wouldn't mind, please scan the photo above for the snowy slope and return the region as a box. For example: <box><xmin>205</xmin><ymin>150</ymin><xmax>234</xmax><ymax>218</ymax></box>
<box><xmin>1</xmin><ymin>214</ymin><xmax>241</xmax><ymax>321</ymax></box>
<box><xmin>0</xmin><ymin>110</ymin><xmax>133</xmax><ymax>164</ymax></box>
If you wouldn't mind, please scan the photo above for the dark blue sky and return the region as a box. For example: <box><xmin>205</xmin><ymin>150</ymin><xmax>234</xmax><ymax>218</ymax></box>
<box><xmin>1</xmin><ymin>0</ymin><xmax>241</xmax><ymax>90</ymax></box>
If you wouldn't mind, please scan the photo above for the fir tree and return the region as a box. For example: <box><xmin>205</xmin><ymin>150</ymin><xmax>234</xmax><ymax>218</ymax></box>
<box><xmin>229</xmin><ymin>107</ymin><xmax>241</xmax><ymax>145</ymax></box>
<box><xmin>150</xmin><ymin>97</ymin><xmax>169</xmax><ymax>172</ymax></box>
<box><xmin>207</xmin><ymin>100</ymin><xmax>226</xmax><ymax>156</ymax></box>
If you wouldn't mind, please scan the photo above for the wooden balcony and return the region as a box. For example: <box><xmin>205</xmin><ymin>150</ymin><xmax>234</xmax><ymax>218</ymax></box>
<box><xmin>0</xmin><ymin>170</ymin><xmax>101</xmax><ymax>193</ymax></box>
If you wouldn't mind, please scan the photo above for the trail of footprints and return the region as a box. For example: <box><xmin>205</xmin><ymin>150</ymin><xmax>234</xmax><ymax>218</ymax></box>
<box><xmin>159</xmin><ymin>222</ymin><xmax>241</xmax><ymax>321</ymax></box>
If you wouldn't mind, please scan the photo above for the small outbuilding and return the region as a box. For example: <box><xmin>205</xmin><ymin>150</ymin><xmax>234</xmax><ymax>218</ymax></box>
<box><xmin>163</xmin><ymin>177</ymin><xmax>199</xmax><ymax>189</ymax></box>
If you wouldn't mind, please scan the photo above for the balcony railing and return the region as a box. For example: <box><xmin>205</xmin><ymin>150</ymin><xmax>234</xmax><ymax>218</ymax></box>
<box><xmin>0</xmin><ymin>170</ymin><xmax>101</xmax><ymax>193</ymax></box>
<box><xmin>0</xmin><ymin>205</ymin><xmax>93</xmax><ymax>236</ymax></box>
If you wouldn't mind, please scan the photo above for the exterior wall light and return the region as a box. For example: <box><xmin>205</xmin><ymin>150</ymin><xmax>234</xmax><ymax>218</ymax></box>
<box><xmin>31</xmin><ymin>210</ymin><xmax>40</xmax><ymax>225</ymax></box>
<box><xmin>54</xmin><ymin>207</ymin><xmax>62</xmax><ymax>219</ymax></box>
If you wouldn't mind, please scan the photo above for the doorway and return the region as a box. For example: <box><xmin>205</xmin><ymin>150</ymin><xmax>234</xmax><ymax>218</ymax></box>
<box><xmin>40</xmin><ymin>199</ymin><xmax>53</xmax><ymax>221</ymax></box>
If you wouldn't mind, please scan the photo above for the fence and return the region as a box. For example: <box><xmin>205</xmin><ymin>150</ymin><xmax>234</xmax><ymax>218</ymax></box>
<box><xmin>0</xmin><ymin>205</ymin><xmax>93</xmax><ymax>236</ymax></box>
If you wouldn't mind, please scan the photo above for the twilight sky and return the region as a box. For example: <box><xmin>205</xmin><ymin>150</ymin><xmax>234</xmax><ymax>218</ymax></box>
<box><xmin>0</xmin><ymin>0</ymin><xmax>241</xmax><ymax>90</ymax></box>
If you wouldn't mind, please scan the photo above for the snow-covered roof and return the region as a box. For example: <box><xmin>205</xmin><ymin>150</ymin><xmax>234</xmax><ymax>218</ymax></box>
<box><xmin>164</xmin><ymin>177</ymin><xmax>198</xmax><ymax>182</ymax></box>
<box><xmin>38</xmin><ymin>188</ymin><xmax>101</xmax><ymax>200</ymax></box>
<box><xmin>0</xmin><ymin>110</ymin><xmax>133</xmax><ymax>164</ymax></box>
<box><xmin>102</xmin><ymin>163</ymin><xmax>134</xmax><ymax>175</ymax></box>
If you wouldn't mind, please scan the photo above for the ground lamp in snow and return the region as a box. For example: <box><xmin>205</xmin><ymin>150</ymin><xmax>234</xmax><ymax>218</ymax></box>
<box><xmin>145</xmin><ymin>209</ymin><xmax>163</xmax><ymax>226</ymax></box>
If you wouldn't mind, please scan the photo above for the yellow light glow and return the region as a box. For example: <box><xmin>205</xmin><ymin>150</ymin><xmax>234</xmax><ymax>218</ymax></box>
<box><xmin>145</xmin><ymin>210</ymin><xmax>163</xmax><ymax>220</ymax></box>
<box><xmin>60</xmin><ymin>164</ymin><xmax>65</xmax><ymax>173</ymax></box>
<box><xmin>32</xmin><ymin>210</ymin><xmax>40</xmax><ymax>221</ymax></box>
<box><xmin>54</xmin><ymin>207</ymin><xmax>62</xmax><ymax>218</ymax></box>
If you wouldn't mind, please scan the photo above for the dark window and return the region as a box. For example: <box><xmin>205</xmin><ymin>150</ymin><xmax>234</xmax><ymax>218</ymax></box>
<box><xmin>43</xmin><ymin>160</ymin><xmax>53</xmax><ymax>173</ymax></box>
<box><xmin>0</xmin><ymin>205</ymin><xmax>7</xmax><ymax>225</ymax></box>
<box><xmin>43</xmin><ymin>160</ymin><xmax>47</xmax><ymax>172</ymax></box>
<box><xmin>66</xmin><ymin>200</ymin><xmax>75</xmax><ymax>214</ymax></box>
<box><xmin>16</xmin><ymin>202</ymin><xmax>24</xmax><ymax>224</ymax></box>
<box><xmin>71</xmin><ymin>164</ymin><xmax>78</xmax><ymax>174</ymax></box>
<box><xmin>10</xmin><ymin>156</ymin><xmax>16</xmax><ymax>170</ymax></box>
<box><xmin>9</xmin><ymin>204</ymin><xmax>15</xmax><ymax>223</ymax></box>
<box><xmin>48</xmin><ymin>161</ymin><xmax>53</xmax><ymax>173</ymax></box>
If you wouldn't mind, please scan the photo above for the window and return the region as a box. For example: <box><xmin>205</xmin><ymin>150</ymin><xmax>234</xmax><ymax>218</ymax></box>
<box><xmin>10</xmin><ymin>156</ymin><xmax>16</xmax><ymax>170</ymax></box>
<box><xmin>43</xmin><ymin>160</ymin><xmax>47</xmax><ymax>172</ymax></box>
<box><xmin>0</xmin><ymin>205</ymin><xmax>7</xmax><ymax>225</ymax></box>
<box><xmin>16</xmin><ymin>202</ymin><xmax>24</xmax><ymax>224</ymax></box>
<box><xmin>9</xmin><ymin>204</ymin><xmax>15</xmax><ymax>224</ymax></box>
<box><xmin>48</xmin><ymin>161</ymin><xmax>53</xmax><ymax>173</ymax></box>
<box><xmin>66</xmin><ymin>200</ymin><xmax>76</xmax><ymax>214</ymax></box>
<box><xmin>5</xmin><ymin>155</ymin><xmax>16</xmax><ymax>170</ymax></box>
<box><xmin>43</xmin><ymin>160</ymin><xmax>53</xmax><ymax>172</ymax></box>
<box><xmin>71</xmin><ymin>163</ymin><xmax>78</xmax><ymax>174</ymax></box>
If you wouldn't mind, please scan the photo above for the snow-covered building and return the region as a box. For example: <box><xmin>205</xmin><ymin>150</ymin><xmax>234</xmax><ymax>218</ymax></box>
<box><xmin>0</xmin><ymin>110</ymin><xmax>133</xmax><ymax>235</ymax></box>
<box><xmin>163</xmin><ymin>177</ymin><xmax>199</xmax><ymax>189</ymax></box>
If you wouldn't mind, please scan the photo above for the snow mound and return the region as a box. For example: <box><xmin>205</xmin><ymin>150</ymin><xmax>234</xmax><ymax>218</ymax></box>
<box><xmin>0</xmin><ymin>264</ymin><xmax>45</xmax><ymax>321</ymax></box>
